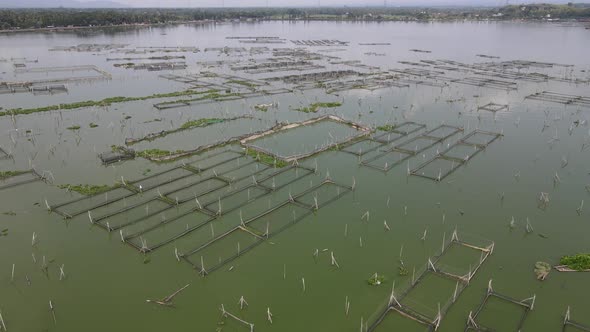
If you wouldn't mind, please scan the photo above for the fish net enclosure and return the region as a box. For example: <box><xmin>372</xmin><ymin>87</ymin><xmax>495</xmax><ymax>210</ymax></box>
<box><xmin>422</xmin><ymin>125</ymin><xmax>464</xmax><ymax>141</ymax></box>
<box><xmin>91</xmin><ymin>197</ymin><xmax>172</xmax><ymax>232</ymax></box>
<box><xmin>453</xmin><ymin>77</ymin><xmax>518</xmax><ymax>91</ymax></box>
<box><xmin>255</xmin><ymin>165</ymin><xmax>315</xmax><ymax>191</ymax></box>
<box><xmin>50</xmin><ymin>186</ymin><xmax>136</xmax><ymax>218</ymax></box>
<box><xmin>99</xmin><ymin>149</ymin><xmax>135</xmax><ymax>165</ymax></box>
<box><xmin>361</xmin><ymin>150</ymin><xmax>413</xmax><ymax>172</ymax></box>
<box><xmin>240</xmin><ymin>115</ymin><xmax>371</xmax><ymax>162</ymax></box>
<box><xmin>368</xmin><ymin>231</ymin><xmax>494</xmax><ymax>332</ymax></box>
<box><xmin>440</xmin><ymin>143</ymin><xmax>481</xmax><ymax>162</ymax></box>
<box><xmin>477</xmin><ymin>102</ymin><xmax>509</xmax><ymax>113</ymax></box>
<box><xmin>459</xmin><ymin>130</ymin><xmax>502</xmax><ymax>148</ymax></box>
<box><xmin>361</xmin><ymin>124</ymin><xmax>462</xmax><ymax>173</ymax></box>
<box><xmin>202</xmin><ymin>185</ymin><xmax>270</xmax><ymax>216</ymax></box>
<box><xmin>563</xmin><ymin>307</ymin><xmax>590</xmax><ymax>332</ymax></box>
<box><xmin>340</xmin><ymin>139</ymin><xmax>385</xmax><ymax>156</ymax></box>
<box><xmin>0</xmin><ymin>170</ymin><xmax>45</xmax><ymax>191</ymax></box>
<box><xmin>182</xmin><ymin>227</ymin><xmax>265</xmax><ymax>275</ymax></box>
<box><xmin>525</xmin><ymin>91</ymin><xmax>590</xmax><ymax>108</ymax></box>
<box><xmin>411</xmin><ymin>158</ymin><xmax>461</xmax><ymax>182</ymax></box>
<box><xmin>292</xmin><ymin>180</ymin><xmax>353</xmax><ymax>210</ymax></box>
<box><xmin>465</xmin><ymin>280</ymin><xmax>535</xmax><ymax>332</ymax></box>
<box><xmin>245</xmin><ymin>202</ymin><xmax>313</xmax><ymax>238</ymax></box>
<box><xmin>124</xmin><ymin>205</ymin><xmax>215</xmax><ymax>252</ymax></box>
<box><xmin>411</xmin><ymin>130</ymin><xmax>502</xmax><ymax>181</ymax></box>
<box><xmin>177</xmin><ymin>179</ymin><xmax>352</xmax><ymax>276</ymax></box>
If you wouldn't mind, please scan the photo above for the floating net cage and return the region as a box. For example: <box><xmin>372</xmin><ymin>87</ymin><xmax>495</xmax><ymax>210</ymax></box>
<box><xmin>241</xmin><ymin>115</ymin><xmax>371</xmax><ymax>163</ymax></box>
<box><xmin>477</xmin><ymin>103</ymin><xmax>508</xmax><ymax>113</ymax></box>
<box><xmin>180</xmin><ymin>179</ymin><xmax>352</xmax><ymax>276</ymax></box>
<box><xmin>99</xmin><ymin>149</ymin><xmax>135</xmax><ymax>165</ymax></box>
<box><xmin>453</xmin><ymin>77</ymin><xmax>517</xmax><ymax>91</ymax></box>
<box><xmin>263</xmin><ymin>70</ymin><xmax>360</xmax><ymax>84</ymax></box>
<box><xmin>291</xmin><ymin>39</ymin><xmax>349</xmax><ymax>46</ymax></box>
<box><xmin>50</xmin><ymin>149</ymin><xmax>243</xmax><ymax>218</ymax></box>
<box><xmin>368</xmin><ymin>230</ymin><xmax>494</xmax><ymax>332</ymax></box>
<box><xmin>361</xmin><ymin>125</ymin><xmax>463</xmax><ymax>172</ymax></box>
<box><xmin>372</xmin><ymin>122</ymin><xmax>426</xmax><ymax>144</ymax></box>
<box><xmin>49</xmin><ymin>144</ymin><xmax>352</xmax><ymax>271</ymax></box>
<box><xmin>0</xmin><ymin>169</ymin><xmax>47</xmax><ymax>191</ymax></box>
<box><xmin>410</xmin><ymin>130</ymin><xmax>502</xmax><ymax>182</ymax></box>
<box><xmin>340</xmin><ymin>139</ymin><xmax>385</xmax><ymax>156</ymax></box>
<box><xmin>8</xmin><ymin>65</ymin><xmax>111</xmax><ymax>86</ymax></box>
<box><xmin>563</xmin><ymin>307</ymin><xmax>590</xmax><ymax>332</ymax></box>
<box><xmin>465</xmin><ymin>280</ymin><xmax>535</xmax><ymax>332</ymax></box>
<box><xmin>525</xmin><ymin>91</ymin><xmax>590</xmax><ymax>108</ymax></box>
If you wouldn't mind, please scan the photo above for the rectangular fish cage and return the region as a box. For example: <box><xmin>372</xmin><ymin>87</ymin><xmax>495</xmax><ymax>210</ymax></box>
<box><xmin>0</xmin><ymin>170</ymin><xmax>45</xmax><ymax>191</ymax></box>
<box><xmin>411</xmin><ymin>130</ymin><xmax>502</xmax><ymax>181</ymax></box>
<box><xmin>241</xmin><ymin>115</ymin><xmax>371</xmax><ymax>163</ymax></box>
<box><xmin>99</xmin><ymin>149</ymin><xmax>135</xmax><ymax>165</ymax></box>
<box><xmin>563</xmin><ymin>307</ymin><xmax>590</xmax><ymax>332</ymax></box>
<box><xmin>178</xmin><ymin>179</ymin><xmax>351</xmax><ymax>276</ymax></box>
<box><xmin>50</xmin><ymin>186</ymin><xmax>136</xmax><ymax>219</ymax></box>
<box><xmin>368</xmin><ymin>230</ymin><xmax>494</xmax><ymax>332</ymax></box>
<box><xmin>182</xmin><ymin>226</ymin><xmax>265</xmax><ymax>275</ymax></box>
<box><xmin>465</xmin><ymin>280</ymin><xmax>535</xmax><ymax>332</ymax></box>
<box><xmin>525</xmin><ymin>91</ymin><xmax>590</xmax><ymax>108</ymax></box>
<box><xmin>292</xmin><ymin>180</ymin><xmax>353</xmax><ymax>210</ymax></box>
<box><xmin>341</xmin><ymin>139</ymin><xmax>385</xmax><ymax>156</ymax></box>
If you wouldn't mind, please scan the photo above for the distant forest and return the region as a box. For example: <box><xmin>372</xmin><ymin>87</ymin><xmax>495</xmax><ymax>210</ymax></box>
<box><xmin>1</xmin><ymin>4</ymin><xmax>590</xmax><ymax>31</ymax></box>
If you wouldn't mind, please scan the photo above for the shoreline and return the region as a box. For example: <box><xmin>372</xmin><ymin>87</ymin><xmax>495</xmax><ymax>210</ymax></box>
<box><xmin>1</xmin><ymin>17</ymin><xmax>587</xmax><ymax>34</ymax></box>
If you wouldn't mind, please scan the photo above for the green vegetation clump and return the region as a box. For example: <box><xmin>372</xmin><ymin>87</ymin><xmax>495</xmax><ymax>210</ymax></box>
<box><xmin>295</xmin><ymin>102</ymin><xmax>342</xmax><ymax>113</ymax></box>
<box><xmin>0</xmin><ymin>170</ymin><xmax>29</xmax><ymax>179</ymax></box>
<box><xmin>0</xmin><ymin>89</ymin><xmax>218</xmax><ymax>117</ymax></box>
<box><xmin>3</xmin><ymin>211</ymin><xmax>16</xmax><ymax>216</ymax></box>
<box><xmin>1</xmin><ymin>5</ymin><xmax>589</xmax><ymax>33</ymax></box>
<box><xmin>0</xmin><ymin>228</ymin><xmax>7</xmax><ymax>237</ymax></box>
<box><xmin>58</xmin><ymin>184</ymin><xmax>114</xmax><ymax>196</ymax></box>
<box><xmin>136</xmin><ymin>149</ymin><xmax>185</xmax><ymax>159</ymax></box>
<box><xmin>89</xmin><ymin>123</ymin><xmax>99</xmax><ymax>128</ymax></box>
<box><xmin>367</xmin><ymin>273</ymin><xmax>385</xmax><ymax>286</ymax></box>
<box><xmin>124</xmin><ymin>115</ymin><xmax>132</xmax><ymax>120</ymax></box>
<box><xmin>179</xmin><ymin>118</ymin><xmax>224</xmax><ymax>130</ymax></box>
<box><xmin>156</xmin><ymin>92</ymin><xmax>238</xmax><ymax>107</ymax></box>
<box><xmin>246</xmin><ymin>149</ymin><xmax>287</xmax><ymax>168</ymax></box>
<box><xmin>377</xmin><ymin>124</ymin><xmax>395</xmax><ymax>131</ymax></box>
<box><xmin>66</xmin><ymin>125</ymin><xmax>81</xmax><ymax>131</ymax></box>
<box><xmin>560</xmin><ymin>254</ymin><xmax>590</xmax><ymax>271</ymax></box>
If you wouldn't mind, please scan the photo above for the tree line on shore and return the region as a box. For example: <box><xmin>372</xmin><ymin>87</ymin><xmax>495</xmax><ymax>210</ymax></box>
<box><xmin>1</xmin><ymin>4</ymin><xmax>589</xmax><ymax>31</ymax></box>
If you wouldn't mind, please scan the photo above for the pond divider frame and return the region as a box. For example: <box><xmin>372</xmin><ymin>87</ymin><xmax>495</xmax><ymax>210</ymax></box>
<box><xmin>465</xmin><ymin>279</ymin><xmax>535</xmax><ymax>331</ymax></box>
<box><xmin>410</xmin><ymin>130</ymin><xmax>502</xmax><ymax>182</ymax></box>
<box><xmin>180</xmin><ymin>179</ymin><xmax>352</xmax><ymax>276</ymax></box>
<box><xmin>368</xmin><ymin>230</ymin><xmax>494</xmax><ymax>332</ymax></box>
<box><xmin>361</xmin><ymin>124</ymin><xmax>463</xmax><ymax>172</ymax></box>
<box><xmin>241</xmin><ymin>115</ymin><xmax>372</xmax><ymax>163</ymax></box>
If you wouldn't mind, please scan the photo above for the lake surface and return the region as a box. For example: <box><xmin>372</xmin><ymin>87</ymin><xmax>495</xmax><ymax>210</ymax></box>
<box><xmin>1</xmin><ymin>21</ymin><xmax>589</xmax><ymax>332</ymax></box>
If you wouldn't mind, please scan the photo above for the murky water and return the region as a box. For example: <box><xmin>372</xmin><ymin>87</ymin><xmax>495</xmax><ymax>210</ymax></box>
<box><xmin>1</xmin><ymin>21</ymin><xmax>589</xmax><ymax>332</ymax></box>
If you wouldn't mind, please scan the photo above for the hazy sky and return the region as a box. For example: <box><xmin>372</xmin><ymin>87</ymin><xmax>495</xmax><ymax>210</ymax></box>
<box><xmin>76</xmin><ymin>0</ymin><xmax>580</xmax><ymax>7</ymax></box>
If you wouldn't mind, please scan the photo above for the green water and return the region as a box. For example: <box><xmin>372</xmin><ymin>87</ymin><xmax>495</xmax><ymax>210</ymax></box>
<box><xmin>0</xmin><ymin>21</ymin><xmax>589</xmax><ymax>332</ymax></box>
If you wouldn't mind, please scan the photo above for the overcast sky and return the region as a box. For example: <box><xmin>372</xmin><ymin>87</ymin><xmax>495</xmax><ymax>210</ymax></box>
<box><xmin>75</xmin><ymin>0</ymin><xmax>583</xmax><ymax>7</ymax></box>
